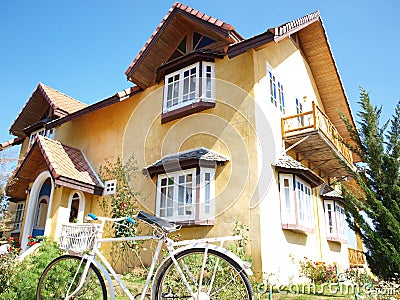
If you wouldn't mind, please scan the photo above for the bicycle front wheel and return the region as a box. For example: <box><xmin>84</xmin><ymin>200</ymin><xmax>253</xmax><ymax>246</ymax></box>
<box><xmin>153</xmin><ymin>248</ymin><xmax>254</xmax><ymax>299</ymax></box>
<box><xmin>36</xmin><ymin>254</ymin><xmax>107</xmax><ymax>300</ymax></box>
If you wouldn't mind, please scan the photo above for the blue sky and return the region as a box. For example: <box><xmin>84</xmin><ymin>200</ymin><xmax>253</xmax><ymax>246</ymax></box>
<box><xmin>0</xmin><ymin>0</ymin><xmax>399</xmax><ymax>144</ymax></box>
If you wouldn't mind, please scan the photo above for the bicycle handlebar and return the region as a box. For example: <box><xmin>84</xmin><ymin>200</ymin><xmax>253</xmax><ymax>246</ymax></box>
<box><xmin>86</xmin><ymin>213</ymin><xmax>136</xmax><ymax>224</ymax></box>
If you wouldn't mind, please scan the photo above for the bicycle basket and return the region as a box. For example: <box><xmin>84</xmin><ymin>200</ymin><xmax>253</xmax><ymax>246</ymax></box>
<box><xmin>59</xmin><ymin>223</ymin><xmax>97</xmax><ymax>253</ymax></box>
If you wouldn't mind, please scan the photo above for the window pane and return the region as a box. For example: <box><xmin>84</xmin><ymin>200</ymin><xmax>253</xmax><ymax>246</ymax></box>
<box><xmin>178</xmin><ymin>185</ymin><xmax>184</xmax><ymax>205</ymax></box>
<box><xmin>284</xmin><ymin>188</ymin><xmax>290</xmax><ymax>212</ymax></box>
<box><xmin>160</xmin><ymin>188</ymin><xmax>166</xmax><ymax>208</ymax></box>
<box><xmin>157</xmin><ymin>169</ymin><xmax>215</xmax><ymax>222</ymax></box>
<box><xmin>167</xmin><ymin>208</ymin><xmax>173</xmax><ymax>217</ymax></box>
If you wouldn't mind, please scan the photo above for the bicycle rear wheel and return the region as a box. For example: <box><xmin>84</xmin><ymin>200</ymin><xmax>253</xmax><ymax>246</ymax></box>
<box><xmin>36</xmin><ymin>254</ymin><xmax>107</xmax><ymax>300</ymax></box>
<box><xmin>153</xmin><ymin>248</ymin><xmax>254</xmax><ymax>299</ymax></box>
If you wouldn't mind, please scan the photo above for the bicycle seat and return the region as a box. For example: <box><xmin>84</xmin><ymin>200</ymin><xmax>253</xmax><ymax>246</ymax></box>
<box><xmin>137</xmin><ymin>210</ymin><xmax>178</xmax><ymax>233</ymax></box>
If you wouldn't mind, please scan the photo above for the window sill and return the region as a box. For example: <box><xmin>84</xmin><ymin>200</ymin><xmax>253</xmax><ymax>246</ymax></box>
<box><xmin>172</xmin><ymin>219</ymin><xmax>215</xmax><ymax>227</ymax></box>
<box><xmin>327</xmin><ymin>236</ymin><xmax>348</xmax><ymax>244</ymax></box>
<box><xmin>161</xmin><ymin>100</ymin><xmax>215</xmax><ymax>124</ymax></box>
<box><xmin>281</xmin><ymin>223</ymin><xmax>314</xmax><ymax>235</ymax></box>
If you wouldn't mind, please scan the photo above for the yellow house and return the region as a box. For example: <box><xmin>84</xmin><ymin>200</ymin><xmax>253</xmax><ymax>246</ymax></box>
<box><xmin>4</xmin><ymin>3</ymin><xmax>365</xmax><ymax>281</ymax></box>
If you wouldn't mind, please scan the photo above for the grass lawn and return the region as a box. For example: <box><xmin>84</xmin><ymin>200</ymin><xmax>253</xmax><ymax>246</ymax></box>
<box><xmin>113</xmin><ymin>276</ymin><xmax>360</xmax><ymax>299</ymax></box>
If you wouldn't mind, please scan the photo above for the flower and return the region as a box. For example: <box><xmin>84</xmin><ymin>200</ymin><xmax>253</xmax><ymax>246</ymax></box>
<box><xmin>121</xmin><ymin>203</ymin><xmax>128</xmax><ymax>210</ymax></box>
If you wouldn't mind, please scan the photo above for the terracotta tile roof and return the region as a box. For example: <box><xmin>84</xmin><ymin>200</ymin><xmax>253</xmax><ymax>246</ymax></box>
<box><xmin>9</xmin><ymin>83</ymin><xmax>88</xmax><ymax>137</ymax></box>
<box><xmin>228</xmin><ymin>11</ymin><xmax>320</xmax><ymax>58</ymax></box>
<box><xmin>38</xmin><ymin>83</ymin><xmax>87</xmax><ymax>115</ymax></box>
<box><xmin>47</xmin><ymin>85</ymin><xmax>142</xmax><ymax>129</ymax></box>
<box><xmin>273</xmin><ymin>11</ymin><xmax>320</xmax><ymax>41</ymax></box>
<box><xmin>144</xmin><ymin>147</ymin><xmax>228</xmax><ymax>177</ymax></box>
<box><xmin>319</xmin><ymin>183</ymin><xmax>343</xmax><ymax>199</ymax></box>
<box><xmin>146</xmin><ymin>147</ymin><xmax>228</xmax><ymax>169</ymax></box>
<box><xmin>36</xmin><ymin>135</ymin><xmax>103</xmax><ymax>194</ymax></box>
<box><xmin>273</xmin><ymin>153</ymin><xmax>310</xmax><ymax>171</ymax></box>
<box><xmin>273</xmin><ymin>153</ymin><xmax>324</xmax><ymax>187</ymax></box>
<box><xmin>125</xmin><ymin>2</ymin><xmax>240</xmax><ymax>78</ymax></box>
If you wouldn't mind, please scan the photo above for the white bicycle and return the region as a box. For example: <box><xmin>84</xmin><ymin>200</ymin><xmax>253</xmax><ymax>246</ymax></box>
<box><xmin>36</xmin><ymin>210</ymin><xmax>254</xmax><ymax>299</ymax></box>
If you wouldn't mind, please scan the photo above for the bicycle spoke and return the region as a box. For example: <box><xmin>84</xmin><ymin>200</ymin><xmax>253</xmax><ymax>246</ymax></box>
<box><xmin>196</xmin><ymin>247</ymin><xmax>208</xmax><ymax>297</ymax></box>
<box><xmin>210</xmin><ymin>270</ymin><xmax>248</xmax><ymax>298</ymax></box>
<box><xmin>155</xmin><ymin>248</ymin><xmax>253</xmax><ymax>299</ymax></box>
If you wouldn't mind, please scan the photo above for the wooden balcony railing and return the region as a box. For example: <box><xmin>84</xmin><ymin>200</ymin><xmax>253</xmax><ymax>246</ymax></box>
<box><xmin>348</xmin><ymin>247</ymin><xmax>366</xmax><ymax>266</ymax></box>
<box><xmin>281</xmin><ymin>102</ymin><xmax>353</xmax><ymax>165</ymax></box>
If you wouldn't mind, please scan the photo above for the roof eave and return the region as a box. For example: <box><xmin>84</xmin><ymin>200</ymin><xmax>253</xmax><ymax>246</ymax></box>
<box><xmin>47</xmin><ymin>86</ymin><xmax>142</xmax><ymax>129</ymax></box>
<box><xmin>275</xmin><ymin>165</ymin><xmax>324</xmax><ymax>188</ymax></box>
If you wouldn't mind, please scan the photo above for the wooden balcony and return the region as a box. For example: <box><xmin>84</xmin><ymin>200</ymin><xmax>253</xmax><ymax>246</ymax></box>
<box><xmin>348</xmin><ymin>247</ymin><xmax>366</xmax><ymax>267</ymax></box>
<box><xmin>281</xmin><ymin>102</ymin><xmax>354</xmax><ymax>178</ymax></box>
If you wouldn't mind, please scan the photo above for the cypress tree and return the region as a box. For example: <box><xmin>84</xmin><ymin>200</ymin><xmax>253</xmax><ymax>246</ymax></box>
<box><xmin>340</xmin><ymin>88</ymin><xmax>400</xmax><ymax>280</ymax></box>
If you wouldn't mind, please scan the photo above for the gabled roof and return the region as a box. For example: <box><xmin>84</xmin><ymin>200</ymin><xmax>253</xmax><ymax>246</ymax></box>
<box><xmin>6</xmin><ymin>136</ymin><xmax>103</xmax><ymax>199</ymax></box>
<box><xmin>9</xmin><ymin>83</ymin><xmax>87</xmax><ymax>137</ymax></box>
<box><xmin>319</xmin><ymin>183</ymin><xmax>343</xmax><ymax>199</ymax></box>
<box><xmin>144</xmin><ymin>147</ymin><xmax>228</xmax><ymax>177</ymax></box>
<box><xmin>228</xmin><ymin>11</ymin><xmax>356</xmax><ymax>155</ymax></box>
<box><xmin>273</xmin><ymin>153</ymin><xmax>324</xmax><ymax>187</ymax></box>
<box><xmin>125</xmin><ymin>2</ymin><xmax>242</xmax><ymax>89</ymax></box>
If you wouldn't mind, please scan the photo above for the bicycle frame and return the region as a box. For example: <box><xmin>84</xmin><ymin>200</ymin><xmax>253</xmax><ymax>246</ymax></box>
<box><xmin>67</xmin><ymin>217</ymin><xmax>249</xmax><ymax>300</ymax></box>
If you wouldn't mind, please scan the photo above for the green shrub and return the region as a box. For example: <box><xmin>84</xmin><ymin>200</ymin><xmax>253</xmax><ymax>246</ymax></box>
<box><xmin>299</xmin><ymin>257</ymin><xmax>337</xmax><ymax>284</ymax></box>
<box><xmin>0</xmin><ymin>239</ymin><xmax>61</xmax><ymax>300</ymax></box>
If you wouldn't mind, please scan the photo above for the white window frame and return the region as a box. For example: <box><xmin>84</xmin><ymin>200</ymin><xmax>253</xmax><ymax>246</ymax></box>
<box><xmin>201</xmin><ymin>62</ymin><xmax>215</xmax><ymax>101</ymax></box>
<box><xmin>156</xmin><ymin>168</ymin><xmax>197</xmax><ymax>222</ymax></box>
<box><xmin>103</xmin><ymin>179</ymin><xmax>117</xmax><ymax>195</ymax></box>
<box><xmin>335</xmin><ymin>203</ymin><xmax>347</xmax><ymax>240</ymax></box>
<box><xmin>163</xmin><ymin>62</ymin><xmax>215</xmax><ymax>113</ymax></box>
<box><xmin>29</xmin><ymin>127</ymin><xmax>56</xmax><ymax>145</ymax></box>
<box><xmin>156</xmin><ymin>167</ymin><xmax>216</xmax><ymax>223</ymax></box>
<box><xmin>267</xmin><ymin>62</ymin><xmax>285</xmax><ymax>114</ymax></box>
<box><xmin>12</xmin><ymin>203</ymin><xmax>25</xmax><ymax>231</ymax></box>
<box><xmin>279</xmin><ymin>174</ymin><xmax>296</xmax><ymax>225</ymax></box>
<box><xmin>279</xmin><ymin>174</ymin><xmax>313</xmax><ymax>231</ymax></box>
<box><xmin>324</xmin><ymin>200</ymin><xmax>347</xmax><ymax>241</ymax></box>
<box><xmin>325</xmin><ymin>200</ymin><xmax>336</xmax><ymax>237</ymax></box>
<box><xmin>296</xmin><ymin>177</ymin><xmax>313</xmax><ymax>228</ymax></box>
<box><xmin>199</xmin><ymin>167</ymin><xmax>215</xmax><ymax>220</ymax></box>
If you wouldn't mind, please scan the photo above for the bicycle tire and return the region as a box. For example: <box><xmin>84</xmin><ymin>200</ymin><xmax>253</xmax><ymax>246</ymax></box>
<box><xmin>36</xmin><ymin>254</ymin><xmax>107</xmax><ymax>300</ymax></box>
<box><xmin>153</xmin><ymin>248</ymin><xmax>254</xmax><ymax>299</ymax></box>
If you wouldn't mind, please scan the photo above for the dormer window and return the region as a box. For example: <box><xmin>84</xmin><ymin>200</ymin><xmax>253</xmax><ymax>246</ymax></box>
<box><xmin>29</xmin><ymin>128</ymin><xmax>55</xmax><ymax>145</ymax></box>
<box><xmin>161</xmin><ymin>61</ymin><xmax>215</xmax><ymax>123</ymax></box>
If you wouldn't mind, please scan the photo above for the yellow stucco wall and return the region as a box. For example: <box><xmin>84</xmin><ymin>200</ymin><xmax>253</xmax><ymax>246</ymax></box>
<box><xmin>251</xmin><ymin>37</ymin><xmax>352</xmax><ymax>281</ymax></box>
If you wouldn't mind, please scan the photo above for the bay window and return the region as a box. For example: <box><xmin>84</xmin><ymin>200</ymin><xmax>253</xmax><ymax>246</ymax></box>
<box><xmin>279</xmin><ymin>174</ymin><xmax>314</xmax><ymax>233</ymax></box>
<box><xmin>162</xmin><ymin>61</ymin><xmax>215</xmax><ymax>123</ymax></box>
<box><xmin>156</xmin><ymin>167</ymin><xmax>215</xmax><ymax>224</ymax></box>
<box><xmin>324</xmin><ymin>200</ymin><xmax>348</xmax><ymax>242</ymax></box>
